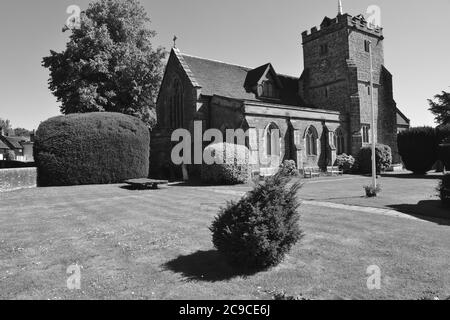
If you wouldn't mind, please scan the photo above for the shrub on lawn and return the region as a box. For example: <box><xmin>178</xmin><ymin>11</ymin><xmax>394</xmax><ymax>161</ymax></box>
<box><xmin>364</xmin><ymin>183</ymin><xmax>381</xmax><ymax>198</ymax></box>
<box><xmin>439</xmin><ymin>139</ymin><xmax>450</xmax><ymax>170</ymax></box>
<box><xmin>34</xmin><ymin>112</ymin><xmax>150</xmax><ymax>186</ymax></box>
<box><xmin>278</xmin><ymin>160</ymin><xmax>299</xmax><ymax>177</ymax></box>
<box><xmin>356</xmin><ymin>144</ymin><xmax>392</xmax><ymax>174</ymax></box>
<box><xmin>201</xmin><ymin>143</ymin><xmax>251</xmax><ymax>185</ymax></box>
<box><xmin>438</xmin><ymin>174</ymin><xmax>450</xmax><ymax>206</ymax></box>
<box><xmin>335</xmin><ymin>154</ymin><xmax>355</xmax><ymax>173</ymax></box>
<box><xmin>437</xmin><ymin>125</ymin><xmax>450</xmax><ymax>170</ymax></box>
<box><xmin>210</xmin><ymin>172</ymin><xmax>303</xmax><ymax>270</ymax></box>
<box><xmin>397</xmin><ymin>127</ymin><xmax>438</xmax><ymax>174</ymax></box>
<box><xmin>437</xmin><ymin>125</ymin><xmax>450</xmax><ymax>144</ymax></box>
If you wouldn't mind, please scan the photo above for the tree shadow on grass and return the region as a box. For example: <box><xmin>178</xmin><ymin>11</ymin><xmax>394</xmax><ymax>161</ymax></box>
<box><xmin>388</xmin><ymin>201</ymin><xmax>450</xmax><ymax>226</ymax></box>
<box><xmin>162</xmin><ymin>250</ymin><xmax>259</xmax><ymax>282</ymax></box>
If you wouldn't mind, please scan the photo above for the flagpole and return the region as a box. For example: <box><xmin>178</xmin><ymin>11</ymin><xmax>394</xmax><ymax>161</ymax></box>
<box><xmin>369</xmin><ymin>40</ymin><xmax>377</xmax><ymax>189</ymax></box>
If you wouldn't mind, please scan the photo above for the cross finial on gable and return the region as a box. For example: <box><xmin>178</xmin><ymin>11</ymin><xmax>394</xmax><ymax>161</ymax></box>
<box><xmin>173</xmin><ymin>35</ymin><xmax>178</xmax><ymax>48</ymax></box>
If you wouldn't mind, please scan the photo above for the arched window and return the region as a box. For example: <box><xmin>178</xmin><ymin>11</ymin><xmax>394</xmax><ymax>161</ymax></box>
<box><xmin>305</xmin><ymin>126</ymin><xmax>318</xmax><ymax>156</ymax></box>
<box><xmin>265</xmin><ymin>123</ymin><xmax>280</xmax><ymax>157</ymax></box>
<box><xmin>170</xmin><ymin>79</ymin><xmax>183</xmax><ymax>128</ymax></box>
<box><xmin>334</xmin><ymin>128</ymin><xmax>345</xmax><ymax>155</ymax></box>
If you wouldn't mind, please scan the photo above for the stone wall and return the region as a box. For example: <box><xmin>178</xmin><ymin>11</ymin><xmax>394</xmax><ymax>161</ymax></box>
<box><xmin>0</xmin><ymin>167</ymin><xmax>37</xmax><ymax>192</ymax></box>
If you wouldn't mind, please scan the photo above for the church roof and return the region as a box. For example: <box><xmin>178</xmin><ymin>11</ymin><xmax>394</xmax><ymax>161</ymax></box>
<box><xmin>178</xmin><ymin>51</ymin><xmax>303</xmax><ymax>106</ymax></box>
<box><xmin>396</xmin><ymin>108</ymin><xmax>410</xmax><ymax>127</ymax></box>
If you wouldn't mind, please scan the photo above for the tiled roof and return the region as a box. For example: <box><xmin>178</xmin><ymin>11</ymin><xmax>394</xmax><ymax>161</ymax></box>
<box><xmin>0</xmin><ymin>139</ymin><xmax>10</xmax><ymax>149</ymax></box>
<box><xmin>180</xmin><ymin>52</ymin><xmax>303</xmax><ymax>107</ymax></box>
<box><xmin>396</xmin><ymin>108</ymin><xmax>410</xmax><ymax>126</ymax></box>
<box><xmin>0</xmin><ymin>136</ymin><xmax>24</xmax><ymax>149</ymax></box>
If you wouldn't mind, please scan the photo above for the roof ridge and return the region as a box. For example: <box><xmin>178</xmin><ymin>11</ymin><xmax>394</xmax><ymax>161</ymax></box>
<box><xmin>180</xmin><ymin>52</ymin><xmax>253</xmax><ymax>70</ymax></box>
<box><xmin>181</xmin><ymin>53</ymin><xmax>299</xmax><ymax>79</ymax></box>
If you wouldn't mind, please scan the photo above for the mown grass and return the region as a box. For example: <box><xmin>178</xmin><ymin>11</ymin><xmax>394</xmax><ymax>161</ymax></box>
<box><xmin>0</xmin><ymin>177</ymin><xmax>449</xmax><ymax>300</ymax></box>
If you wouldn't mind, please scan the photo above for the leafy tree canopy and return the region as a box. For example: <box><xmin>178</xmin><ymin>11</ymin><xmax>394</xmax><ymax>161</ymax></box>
<box><xmin>42</xmin><ymin>0</ymin><xmax>166</xmax><ymax>128</ymax></box>
<box><xmin>0</xmin><ymin>118</ymin><xmax>14</xmax><ymax>136</ymax></box>
<box><xmin>428</xmin><ymin>90</ymin><xmax>450</xmax><ymax>126</ymax></box>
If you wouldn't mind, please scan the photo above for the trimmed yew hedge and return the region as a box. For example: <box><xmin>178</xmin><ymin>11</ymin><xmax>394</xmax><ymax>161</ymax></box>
<box><xmin>356</xmin><ymin>144</ymin><xmax>392</xmax><ymax>174</ymax></box>
<box><xmin>34</xmin><ymin>112</ymin><xmax>150</xmax><ymax>186</ymax></box>
<box><xmin>397</xmin><ymin>127</ymin><xmax>438</xmax><ymax>174</ymax></box>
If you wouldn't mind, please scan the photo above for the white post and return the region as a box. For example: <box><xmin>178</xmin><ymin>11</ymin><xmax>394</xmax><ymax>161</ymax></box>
<box><xmin>369</xmin><ymin>41</ymin><xmax>377</xmax><ymax>188</ymax></box>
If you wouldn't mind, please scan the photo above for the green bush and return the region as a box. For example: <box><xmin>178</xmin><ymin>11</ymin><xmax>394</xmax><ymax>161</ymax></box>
<box><xmin>278</xmin><ymin>160</ymin><xmax>299</xmax><ymax>177</ymax></box>
<box><xmin>437</xmin><ymin>125</ymin><xmax>450</xmax><ymax>169</ymax></box>
<box><xmin>201</xmin><ymin>143</ymin><xmax>251</xmax><ymax>185</ymax></box>
<box><xmin>210</xmin><ymin>172</ymin><xmax>303</xmax><ymax>270</ymax></box>
<box><xmin>34</xmin><ymin>112</ymin><xmax>150</xmax><ymax>186</ymax></box>
<box><xmin>439</xmin><ymin>174</ymin><xmax>450</xmax><ymax>206</ymax></box>
<box><xmin>356</xmin><ymin>144</ymin><xmax>392</xmax><ymax>174</ymax></box>
<box><xmin>439</xmin><ymin>140</ymin><xmax>450</xmax><ymax>170</ymax></box>
<box><xmin>397</xmin><ymin>127</ymin><xmax>438</xmax><ymax>174</ymax></box>
<box><xmin>364</xmin><ymin>183</ymin><xmax>382</xmax><ymax>198</ymax></box>
<box><xmin>437</xmin><ymin>125</ymin><xmax>450</xmax><ymax>144</ymax></box>
<box><xmin>335</xmin><ymin>154</ymin><xmax>355</xmax><ymax>173</ymax></box>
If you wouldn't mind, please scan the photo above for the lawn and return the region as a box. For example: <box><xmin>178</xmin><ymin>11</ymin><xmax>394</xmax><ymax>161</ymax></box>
<box><xmin>0</xmin><ymin>176</ymin><xmax>449</xmax><ymax>300</ymax></box>
<box><xmin>299</xmin><ymin>172</ymin><xmax>449</xmax><ymax>221</ymax></box>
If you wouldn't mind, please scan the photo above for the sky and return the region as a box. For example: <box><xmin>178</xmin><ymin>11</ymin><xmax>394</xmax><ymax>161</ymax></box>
<box><xmin>0</xmin><ymin>0</ymin><xmax>449</xmax><ymax>130</ymax></box>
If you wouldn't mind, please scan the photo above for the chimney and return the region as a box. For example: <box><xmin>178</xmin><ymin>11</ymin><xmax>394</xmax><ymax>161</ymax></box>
<box><xmin>30</xmin><ymin>130</ymin><xmax>35</xmax><ymax>142</ymax></box>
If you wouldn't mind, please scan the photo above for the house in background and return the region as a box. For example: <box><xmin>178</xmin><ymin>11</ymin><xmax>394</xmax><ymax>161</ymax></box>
<box><xmin>0</xmin><ymin>127</ymin><xmax>34</xmax><ymax>162</ymax></box>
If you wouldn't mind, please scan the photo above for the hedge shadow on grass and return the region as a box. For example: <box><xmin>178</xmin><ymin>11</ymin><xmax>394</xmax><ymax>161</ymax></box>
<box><xmin>162</xmin><ymin>250</ymin><xmax>259</xmax><ymax>282</ymax></box>
<box><xmin>388</xmin><ymin>201</ymin><xmax>450</xmax><ymax>226</ymax></box>
<box><xmin>380</xmin><ymin>173</ymin><xmax>443</xmax><ymax>180</ymax></box>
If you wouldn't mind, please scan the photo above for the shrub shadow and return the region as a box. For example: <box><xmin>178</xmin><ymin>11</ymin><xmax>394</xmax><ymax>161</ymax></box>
<box><xmin>388</xmin><ymin>201</ymin><xmax>450</xmax><ymax>226</ymax></box>
<box><xmin>162</xmin><ymin>250</ymin><xmax>259</xmax><ymax>282</ymax></box>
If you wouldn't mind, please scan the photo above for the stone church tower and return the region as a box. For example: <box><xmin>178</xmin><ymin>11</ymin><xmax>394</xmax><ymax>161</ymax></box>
<box><xmin>300</xmin><ymin>10</ymin><xmax>398</xmax><ymax>160</ymax></box>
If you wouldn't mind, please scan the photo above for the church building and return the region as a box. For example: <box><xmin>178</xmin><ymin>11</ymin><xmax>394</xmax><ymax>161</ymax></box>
<box><xmin>151</xmin><ymin>6</ymin><xmax>410</xmax><ymax>178</ymax></box>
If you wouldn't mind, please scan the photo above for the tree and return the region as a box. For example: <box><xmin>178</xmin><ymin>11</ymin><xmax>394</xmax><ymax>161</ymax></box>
<box><xmin>42</xmin><ymin>0</ymin><xmax>166</xmax><ymax>128</ymax></box>
<box><xmin>13</xmin><ymin>128</ymin><xmax>32</xmax><ymax>137</ymax></box>
<box><xmin>5</xmin><ymin>150</ymin><xmax>16</xmax><ymax>161</ymax></box>
<box><xmin>0</xmin><ymin>118</ymin><xmax>13</xmax><ymax>136</ymax></box>
<box><xmin>428</xmin><ymin>90</ymin><xmax>450</xmax><ymax>126</ymax></box>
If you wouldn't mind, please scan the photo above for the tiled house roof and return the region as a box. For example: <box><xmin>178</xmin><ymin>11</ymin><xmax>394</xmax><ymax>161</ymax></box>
<box><xmin>0</xmin><ymin>139</ymin><xmax>10</xmax><ymax>149</ymax></box>
<box><xmin>0</xmin><ymin>136</ymin><xmax>24</xmax><ymax>149</ymax></box>
<box><xmin>180</xmin><ymin>53</ymin><xmax>303</xmax><ymax>107</ymax></box>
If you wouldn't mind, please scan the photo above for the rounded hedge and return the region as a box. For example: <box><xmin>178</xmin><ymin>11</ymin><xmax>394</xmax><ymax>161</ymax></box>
<box><xmin>356</xmin><ymin>144</ymin><xmax>392</xmax><ymax>174</ymax></box>
<box><xmin>397</xmin><ymin>127</ymin><xmax>438</xmax><ymax>174</ymax></box>
<box><xmin>335</xmin><ymin>154</ymin><xmax>355</xmax><ymax>173</ymax></box>
<box><xmin>34</xmin><ymin>112</ymin><xmax>150</xmax><ymax>186</ymax></box>
<box><xmin>201</xmin><ymin>143</ymin><xmax>251</xmax><ymax>185</ymax></box>
<box><xmin>439</xmin><ymin>140</ymin><xmax>450</xmax><ymax>170</ymax></box>
<box><xmin>210</xmin><ymin>172</ymin><xmax>303</xmax><ymax>270</ymax></box>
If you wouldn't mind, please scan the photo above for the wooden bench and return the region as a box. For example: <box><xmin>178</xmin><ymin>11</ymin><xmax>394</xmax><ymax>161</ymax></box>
<box><xmin>302</xmin><ymin>167</ymin><xmax>321</xmax><ymax>179</ymax></box>
<box><xmin>327</xmin><ymin>166</ymin><xmax>343</xmax><ymax>176</ymax></box>
<box><xmin>124</xmin><ymin>178</ymin><xmax>168</xmax><ymax>190</ymax></box>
